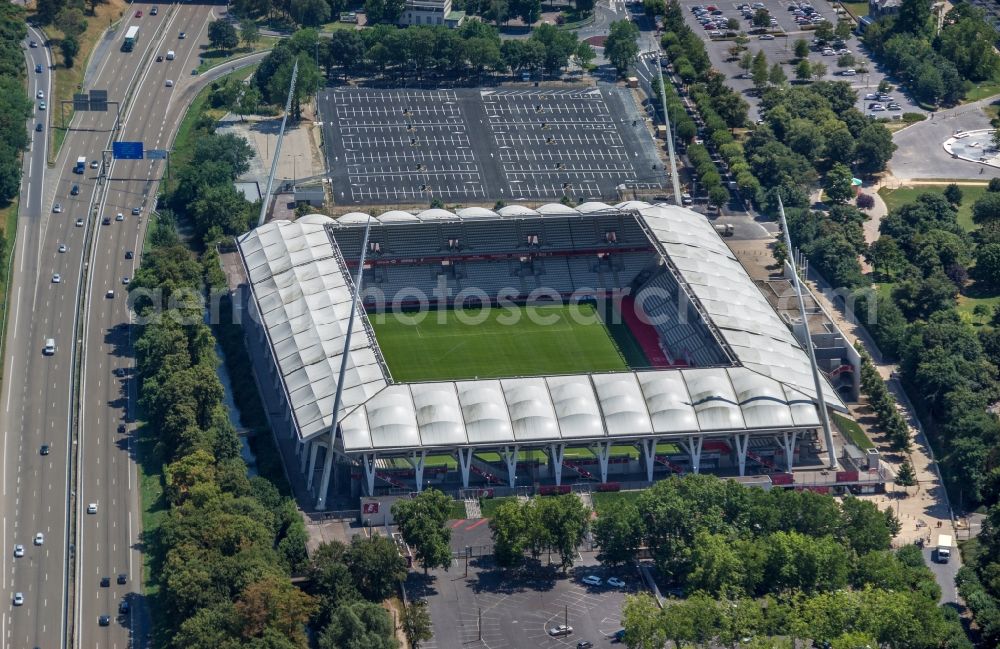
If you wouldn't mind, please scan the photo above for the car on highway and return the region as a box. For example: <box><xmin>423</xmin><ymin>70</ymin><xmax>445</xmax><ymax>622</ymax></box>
<box><xmin>119</xmin><ymin>600</ymin><xmax>130</xmax><ymax>615</ymax></box>
<box><xmin>90</xmin><ymin>159</ymin><xmax>99</xmax><ymax>168</ymax></box>
<box><xmin>100</xmin><ymin>576</ymin><xmax>110</xmax><ymax>587</ymax></box>
<box><xmin>117</xmin><ymin>573</ymin><xmax>127</xmax><ymax>585</ymax></box>
<box><xmin>581</xmin><ymin>575</ymin><xmax>602</xmax><ymax>586</ymax></box>
<box><xmin>40</xmin><ymin>444</ymin><xmax>50</xmax><ymax>455</ymax></box>
<box><xmin>151</xmin><ymin>5</ymin><xmax>158</xmax><ymax>14</ymax></box>
<box><xmin>13</xmin><ymin>592</ymin><xmax>23</xmax><ymax>606</ymax></box>
<box><xmin>35</xmin><ymin>64</ymin><xmax>42</xmax><ymax>73</ymax></box>
<box><xmin>549</xmin><ymin>625</ymin><xmax>573</xmax><ymax>636</ymax></box>
<box><xmin>29</xmin><ymin>40</ymin><xmax>36</xmax><ymax>48</ymax></box>
<box><xmin>102</xmin><ymin>216</ymin><xmax>111</xmax><ymax>225</ymax></box>
<box><xmin>13</xmin><ymin>544</ymin><xmax>23</xmax><ymax>558</ymax></box>
<box><xmin>35</xmin><ymin>123</ymin><xmax>42</xmax><ymax>132</ymax></box>
<box><xmin>36</xmin><ymin>90</ymin><xmax>43</xmax><ymax>99</ymax></box>
<box><xmin>135</xmin><ymin>9</ymin><xmax>142</xmax><ymax>17</ymax></box>
<box><xmin>75</xmin><ymin>218</ymin><xmax>84</xmax><ymax>227</ymax></box>
<box><xmin>52</xmin><ymin>203</ymin><xmax>62</xmax><ymax>213</ymax></box>
<box><xmin>58</xmin><ymin>244</ymin><xmax>66</xmax><ymax>253</ymax></box>
<box><xmin>114</xmin><ymin>367</ymin><xmax>126</xmax><ymax>377</ymax></box>
<box><xmin>98</xmin><ymin>615</ymin><xmax>110</xmax><ymax>626</ymax></box>
<box><xmin>106</xmin><ymin>289</ymin><xmax>115</xmax><ymax>298</ymax></box>
<box><xmin>38</xmin><ymin>101</ymin><xmax>45</xmax><ymax>110</ymax></box>
<box><xmin>122</xmin><ymin>276</ymin><xmax>130</xmax><ymax>285</ymax></box>
<box><xmin>607</xmin><ymin>577</ymin><xmax>626</xmax><ymax>588</ymax></box>
<box><xmin>125</xmin><ymin>250</ymin><xmax>134</xmax><ymax>259</ymax></box>
<box><xmin>87</xmin><ymin>503</ymin><xmax>98</xmax><ymax>514</ymax></box>
<box><xmin>179</xmin><ymin>31</ymin><xmax>186</xmax><ymax>38</ymax></box>
<box><xmin>131</xmin><ymin>206</ymin><xmax>141</xmax><ymax>215</ymax></box>
<box><xmin>115</xmin><ymin>212</ymin><xmax>124</xmax><ymax>221</ymax></box>
<box><xmin>43</xmin><ymin>338</ymin><xmax>55</xmax><ymax>355</ymax></box>
<box><xmin>52</xmin><ymin>274</ymin><xmax>60</xmax><ymax>283</ymax></box>
<box><xmin>70</xmin><ymin>184</ymin><xmax>79</xmax><ymax>195</ymax></box>
<box><xmin>117</xmin><ymin>423</ymin><xmax>127</xmax><ymax>434</ymax></box>
<box><xmin>166</xmin><ymin>79</ymin><xmax>174</xmax><ymax>87</ymax></box>
<box><xmin>156</xmin><ymin>55</ymin><xmax>163</xmax><ymax>62</ymax></box>
<box><xmin>33</xmin><ymin>533</ymin><xmax>43</xmax><ymax>546</ymax></box>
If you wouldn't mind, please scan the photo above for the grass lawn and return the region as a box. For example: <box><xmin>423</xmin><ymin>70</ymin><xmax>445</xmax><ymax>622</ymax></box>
<box><xmin>370</xmin><ymin>304</ymin><xmax>628</xmax><ymax>381</ymax></box>
<box><xmin>879</xmin><ymin>183</ymin><xmax>986</xmax><ymax>232</ymax></box>
<box><xmin>38</xmin><ymin>0</ymin><xmax>129</xmax><ymax>159</ymax></box>
<box><xmin>957</xmin><ymin>293</ymin><xmax>1000</xmax><ymax>320</ymax></box>
<box><xmin>833</xmin><ymin>412</ymin><xmax>873</xmax><ymax>450</ymax></box>
<box><xmin>196</xmin><ymin>36</ymin><xmax>279</xmax><ymax>74</ymax></box>
<box><xmin>591</xmin><ymin>490</ymin><xmax>643</xmax><ymax>515</ymax></box>
<box><xmin>0</xmin><ymin>201</ymin><xmax>18</xmax><ymax>395</ymax></box>
<box><xmin>840</xmin><ymin>1</ymin><xmax>869</xmax><ymax>17</ymax></box>
<box><xmin>448</xmin><ymin>500</ymin><xmax>468</xmax><ymax>520</ymax></box>
<box><xmin>136</xmin><ymin>422</ymin><xmax>168</xmax><ymax>599</ymax></box>
<box><xmin>964</xmin><ymin>73</ymin><xmax>1000</xmax><ymax>104</ymax></box>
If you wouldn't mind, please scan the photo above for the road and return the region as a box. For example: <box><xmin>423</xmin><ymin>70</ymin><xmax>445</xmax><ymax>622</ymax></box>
<box><xmin>1</xmin><ymin>4</ymin><xmax>224</xmax><ymax>648</ymax></box>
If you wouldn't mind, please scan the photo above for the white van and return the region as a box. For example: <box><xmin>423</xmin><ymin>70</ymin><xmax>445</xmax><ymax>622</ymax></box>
<box><xmin>842</xmin><ymin>69</ymin><xmax>856</xmax><ymax>76</ymax></box>
<box><xmin>166</xmin><ymin>50</ymin><xmax>175</xmax><ymax>60</ymax></box>
<box><xmin>43</xmin><ymin>339</ymin><xmax>55</xmax><ymax>355</ymax></box>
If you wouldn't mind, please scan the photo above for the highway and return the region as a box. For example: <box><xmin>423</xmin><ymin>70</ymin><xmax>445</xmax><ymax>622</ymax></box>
<box><xmin>2</xmin><ymin>3</ymin><xmax>225</xmax><ymax>648</ymax></box>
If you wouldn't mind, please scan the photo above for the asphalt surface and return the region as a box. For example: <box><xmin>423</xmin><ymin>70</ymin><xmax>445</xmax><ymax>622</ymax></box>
<box><xmin>2</xmin><ymin>4</ymin><xmax>235</xmax><ymax>649</ymax></box>
<box><xmin>320</xmin><ymin>86</ymin><xmax>663</xmax><ymax>205</ymax></box>
<box><xmin>890</xmin><ymin>97</ymin><xmax>1000</xmax><ymax>180</ymax></box>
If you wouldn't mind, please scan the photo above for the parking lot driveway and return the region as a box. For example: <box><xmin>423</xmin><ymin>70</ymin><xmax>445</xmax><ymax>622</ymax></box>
<box><xmin>891</xmin><ymin>97</ymin><xmax>1000</xmax><ymax>180</ymax></box>
<box><xmin>412</xmin><ymin>558</ymin><xmax>633</xmax><ymax>649</ymax></box>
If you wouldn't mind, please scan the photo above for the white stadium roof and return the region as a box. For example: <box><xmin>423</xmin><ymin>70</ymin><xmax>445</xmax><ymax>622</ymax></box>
<box><xmin>237</xmin><ymin>203</ymin><xmax>846</xmax><ymax>452</ymax></box>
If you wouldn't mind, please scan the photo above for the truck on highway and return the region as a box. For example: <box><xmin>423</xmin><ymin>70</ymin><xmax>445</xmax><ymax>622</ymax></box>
<box><xmin>936</xmin><ymin>534</ymin><xmax>953</xmax><ymax>563</ymax></box>
<box><xmin>74</xmin><ymin>156</ymin><xmax>86</xmax><ymax>174</ymax></box>
<box><xmin>122</xmin><ymin>25</ymin><xmax>139</xmax><ymax>52</ymax></box>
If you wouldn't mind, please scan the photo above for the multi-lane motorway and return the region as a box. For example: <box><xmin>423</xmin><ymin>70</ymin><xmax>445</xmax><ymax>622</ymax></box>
<box><xmin>2</xmin><ymin>3</ymin><xmax>229</xmax><ymax>648</ymax></box>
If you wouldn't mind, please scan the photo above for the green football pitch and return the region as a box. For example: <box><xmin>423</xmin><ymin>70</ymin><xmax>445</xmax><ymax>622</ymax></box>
<box><xmin>369</xmin><ymin>304</ymin><xmax>629</xmax><ymax>381</ymax></box>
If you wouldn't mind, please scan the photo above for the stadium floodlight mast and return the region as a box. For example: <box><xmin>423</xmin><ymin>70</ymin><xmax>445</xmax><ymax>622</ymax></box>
<box><xmin>778</xmin><ymin>197</ymin><xmax>837</xmax><ymax>470</ymax></box>
<box><xmin>257</xmin><ymin>60</ymin><xmax>299</xmax><ymax>228</ymax></box>
<box><xmin>315</xmin><ymin>214</ymin><xmax>373</xmax><ymax>510</ymax></box>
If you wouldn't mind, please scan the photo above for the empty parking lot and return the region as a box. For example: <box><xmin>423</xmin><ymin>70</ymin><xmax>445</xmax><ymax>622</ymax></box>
<box><xmin>318</xmin><ymin>86</ymin><xmax>663</xmax><ymax>205</ymax></box>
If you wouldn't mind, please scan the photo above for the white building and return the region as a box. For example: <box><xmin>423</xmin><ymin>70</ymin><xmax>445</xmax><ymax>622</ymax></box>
<box><xmin>398</xmin><ymin>0</ymin><xmax>465</xmax><ymax>28</ymax></box>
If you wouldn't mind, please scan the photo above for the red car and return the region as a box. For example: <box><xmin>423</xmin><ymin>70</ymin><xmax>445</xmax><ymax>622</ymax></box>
<box><xmin>135</xmin><ymin>10</ymin><xmax>142</xmax><ymax>17</ymax></box>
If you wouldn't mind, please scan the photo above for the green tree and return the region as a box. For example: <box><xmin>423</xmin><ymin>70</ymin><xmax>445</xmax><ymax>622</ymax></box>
<box><xmin>309</xmin><ymin>541</ymin><xmax>361</xmax><ymax>627</ymax></box>
<box><xmin>943</xmin><ymin>183</ymin><xmax>963</xmax><ymax>206</ymax></box>
<box><xmin>895</xmin><ymin>458</ymin><xmax>917</xmax><ymax>487</ymax></box>
<box><xmin>974</xmin><ymin>242</ymin><xmax>1000</xmax><ymax>289</ymax></box>
<box><xmin>836</xmin><ymin>53</ymin><xmax>855</xmax><ymax>69</ymax></box>
<box><xmin>345</xmin><ymin>535</ymin><xmax>408</xmax><ymax>601</ymax></box>
<box><xmin>234</xmin><ymin>575</ymin><xmax>318</xmax><ymax>645</ymax></box>
<box><xmin>240</xmin><ymin>19</ymin><xmax>260</xmax><ymax>47</ymax></box>
<box><xmin>364</xmin><ymin>0</ymin><xmax>406</xmax><ymax>23</ymax></box>
<box><xmin>768</xmin><ymin>62</ymin><xmax>787</xmax><ymax>86</ymax></box>
<box><xmin>752</xmin><ymin>7</ymin><xmax>770</xmax><ymax>27</ymax></box>
<box><xmin>208</xmin><ymin>19</ymin><xmax>240</xmax><ymax>52</ymax></box>
<box><xmin>319</xmin><ymin>601</ymin><xmax>398</xmax><ymax>649</ymax></box>
<box><xmin>709</xmin><ymin>185</ymin><xmax>730</xmax><ymax>210</ymax></box>
<box><xmin>793</xmin><ymin>38</ymin><xmax>810</xmax><ymax>60</ymax></box>
<box><xmin>604</xmin><ymin>20</ymin><xmax>640</xmax><ymax>78</ymax></box>
<box><xmin>489</xmin><ymin>499</ymin><xmax>531</xmax><ymax>568</ymax></box>
<box><xmin>865</xmin><ymin>236</ymin><xmax>908</xmax><ymax>280</ymax></box>
<box><xmin>813</xmin><ymin>20</ymin><xmax>834</xmax><ymax>41</ymax></box>
<box><xmin>402</xmin><ymin>600</ymin><xmax>433</xmax><ymax>649</ymax></box>
<box><xmin>535</xmin><ymin>494</ymin><xmax>590</xmax><ymax>570</ymax></box>
<box><xmin>854</xmin><ymin>123</ymin><xmax>896</xmax><ymax>175</ymax></box>
<box><xmin>811</xmin><ymin>61</ymin><xmax>827</xmax><ymax>80</ymax></box>
<box><xmin>839</xmin><ymin>496</ymin><xmax>898</xmax><ymax>554</ymax></box>
<box><xmin>973</xmin><ymin>192</ymin><xmax>1000</xmax><ymax>223</ymax></box>
<box><xmin>573</xmin><ymin>42</ymin><xmax>596</xmax><ymax>70</ymax></box>
<box><xmin>54</xmin><ymin>7</ymin><xmax>86</xmax><ymax>39</ymax></box>
<box><xmin>59</xmin><ymin>35</ymin><xmax>79</xmax><ymax>67</ymax></box>
<box><xmin>593</xmin><ymin>503</ymin><xmax>643</xmax><ymax>566</ymax></box>
<box><xmin>392</xmin><ymin>489</ymin><xmax>453</xmax><ymax>574</ymax></box>
<box><xmin>823</xmin><ymin>163</ymin><xmax>854</xmax><ymax>204</ymax></box>
<box><xmin>621</xmin><ymin>593</ymin><xmax>667</xmax><ymax>649</ymax></box>
<box><xmin>739</xmin><ymin>50</ymin><xmax>754</xmax><ymax>75</ymax></box>
<box><xmin>751</xmin><ymin>49</ymin><xmax>768</xmax><ymax>90</ymax></box>
<box><xmin>796</xmin><ymin>58</ymin><xmax>813</xmax><ymax>81</ymax></box>
<box><xmin>687</xmin><ymin>531</ymin><xmax>747</xmax><ymax>596</ymax></box>
<box><xmin>834</xmin><ymin>20</ymin><xmax>853</xmax><ymax>41</ymax></box>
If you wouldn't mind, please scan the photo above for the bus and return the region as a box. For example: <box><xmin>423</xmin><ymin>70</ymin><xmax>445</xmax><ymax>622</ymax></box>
<box><xmin>122</xmin><ymin>25</ymin><xmax>139</xmax><ymax>52</ymax></box>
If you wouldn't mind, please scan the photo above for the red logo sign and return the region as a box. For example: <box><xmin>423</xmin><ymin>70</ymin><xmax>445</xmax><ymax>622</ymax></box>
<box><xmin>362</xmin><ymin>502</ymin><xmax>379</xmax><ymax>514</ymax></box>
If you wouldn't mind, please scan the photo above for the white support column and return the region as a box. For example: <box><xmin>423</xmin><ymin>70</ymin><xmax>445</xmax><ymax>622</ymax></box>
<box><xmin>595</xmin><ymin>442</ymin><xmax>611</xmax><ymax>484</ymax></box>
<box><xmin>549</xmin><ymin>443</ymin><xmax>566</xmax><ymax>486</ymax></box>
<box><xmin>306</xmin><ymin>441</ymin><xmax>320</xmax><ymax>486</ymax></box>
<box><xmin>781</xmin><ymin>430</ymin><xmax>799</xmax><ymax>473</ymax></box>
<box><xmin>361</xmin><ymin>452</ymin><xmax>377</xmax><ymax>496</ymax></box>
<box><xmin>687</xmin><ymin>435</ymin><xmax>703</xmax><ymax>474</ymax></box>
<box><xmin>457</xmin><ymin>448</ymin><xmax>473</xmax><ymax>489</ymax></box>
<box><xmin>298</xmin><ymin>440</ymin><xmax>309</xmax><ymax>472</ymax></box>
<box><xmin>640</xmin><ymin>439</ymin><xmax>655</xmax><ymax>483</ymax></box>
<box><xmin>733</xmin><ymin>433</ymin><xmax>750</xmax><ymax>477</ymax></box>
<box><xmin>315</xmin><ymin>429</ymin><xmax>337</xmax><ymax>510</ymax></box>
<box><xmin>501</xmin><ymin>445</ymin><xmax>519</xmax><ymax>488</ymax></box>
<box><xmin>413</xmin><ymin>450</ymin><xmax>427</xmax><ymax>492</ymax></box>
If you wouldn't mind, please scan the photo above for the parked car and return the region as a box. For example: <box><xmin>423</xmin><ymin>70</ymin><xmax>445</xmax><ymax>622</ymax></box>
<box><xmin>607</xmin><ymin>577</ymin><xmax>626</xmax><ymax>588</ymax></box>
<box><xmin>549</xmin><ymin>625</ymin><xmax>573</xmax><ymax>637</ymax></box>
<box><xmin>582</xmin><ymin>575</ymin><xmax>603</xmax><ymax>586</ymax></box>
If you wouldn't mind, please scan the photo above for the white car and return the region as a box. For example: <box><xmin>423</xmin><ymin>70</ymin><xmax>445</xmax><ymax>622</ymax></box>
<box><xmin>52</xmin><ymin>274</ymin><xmax>61</xmax><ymax>284</ymax></box>
<box><xmin>121</xmin><ymin>276</ymin><xmax>130</xmax><ymax>285</ymax></box>
<box><xmin>13</xmin><ymin>544</ymin><xmax>24</xmax><ymax>558</ymax></box>
<box><xmin>864</xmin><ymin>93</ymin><xmax>879</xmax><ymax>100</ymax></box>
<box><xmin>38</xmin><ymin>101</ymin><xmax>45</xmax><ymax>110</ymax></box>
<box><xmin>548</xmin><ymin>625</ymin><xmax>573</xmax><ymax>636</ymax></box>
<box><xmin>759</xmin><ymin>33</ymin><xmax>774</xmax><ymax>39</ymax></box>
<box><xmin>87</xmin><ymin>503</ymin><xmax>98</xmax><ymax>514</ymax></box>
<box><xmin>57</xmin><ymin>244</ymin><xmax>67</xmax><ymax>253</ymax></box>
<box><xmin>607</xmin><ymin>577</ymin><xmax>626</xmax><ymax>588</ymax></box>
<box><xmin>33</xmin><ymin>533</ymin><xmax>43</xmax><ymax>546</ymax></box>
<box><xmin>52</xmin><ymin>203</ymin><xmax>62</xmax><ymax>213</ymax></box>
<box><xmin>581</xmin><ymin>575</ymin><xmax>603</xmax><ymax>586</ymax></box>
<box><xmin>36</xmin><ymin>90</ymin><xmax>44</xmax><ymax>99</ymax></box>
<box><xmin>75</xmin><ymin>218</ymin><xmax>84</xmax><ymax>227</ymax></box>
<box><xmin>165</xmin><ymin>79</ymin><xmax>174</xmax><ymax>87</ymax></box>
<box><xmin>13</xmin><ymin>592</ymin><xmax>23</xmax><ymax>606</ymax></box>
<box><xmin>115</xmin><ymin>212</ymin><xmax>124</xmax><ymax>221</ymax></box>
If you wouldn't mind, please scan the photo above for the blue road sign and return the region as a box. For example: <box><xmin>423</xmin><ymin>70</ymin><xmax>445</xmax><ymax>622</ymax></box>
<box><xmin>146</xmin><ymin>149</ymin><xmax>168</xmax><ymax>160</ymax></box>
<box><xmin>112</xmin><ymin>141</ymin><xmax>143</xmax><ymax>160</ymax></box>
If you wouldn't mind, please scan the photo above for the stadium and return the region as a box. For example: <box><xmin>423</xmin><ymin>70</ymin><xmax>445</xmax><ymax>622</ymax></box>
<box><xmin>236</xmin><ymin>201</ymin><xmax>883</xmax><ymax>509</ymax></box>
